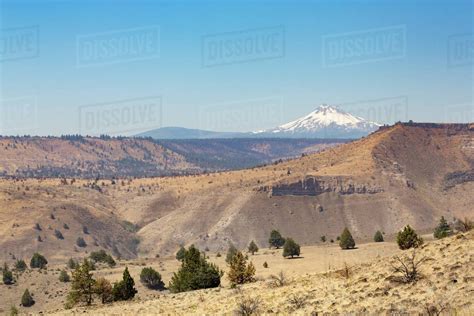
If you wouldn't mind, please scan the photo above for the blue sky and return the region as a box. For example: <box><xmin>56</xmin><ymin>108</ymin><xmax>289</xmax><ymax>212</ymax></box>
<box><xmin>0</xmin><ymin>0</ymin><xmax>473</xmax><ymax>136</ymax></box>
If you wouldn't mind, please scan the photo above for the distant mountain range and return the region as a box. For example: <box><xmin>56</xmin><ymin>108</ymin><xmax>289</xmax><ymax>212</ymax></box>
<box><xmin>138</xmin><ymin>105</ymin><xmax>381</xmax><ymax>139</ymax></box>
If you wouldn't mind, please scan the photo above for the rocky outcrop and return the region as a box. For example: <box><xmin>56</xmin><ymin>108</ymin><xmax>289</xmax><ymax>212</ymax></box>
<box><xmin>444</xmin><ymin>170</ymin><xmax>474</xmax><ymax>189</ymax></box>
<box><xmin>270</xmin><ymin>176</ymin><xmax>383</xmax><ymax>196</ymax></box>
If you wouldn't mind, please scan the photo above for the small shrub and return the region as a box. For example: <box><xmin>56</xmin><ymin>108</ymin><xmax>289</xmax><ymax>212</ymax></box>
<box><xmin>397</xmin><ymin>225</ymin><xmax>423</xmax><ymax>250</ymax></box>
<box><xmin>21</xmin><ymin>289</ymin><xmax>35</xmax><ymax>307</ymax></box>
<box><xmin>82</xmin><ymin>226</ymin><xmax>89</xmax><ymax>234</ymax></box>
<box><xmin>391</xmin><ymin>249</ymin><xmax>427</xmax><ymax>283</ymax></box>
<box><xmin>76</xmin><ymin>237</ymin><xmax>87</xmax><ymax>248</ymax></box>
<box><xmin>54</xmin><ymin>229</ymin><xmax>64</xmax><ymax>240</ymax></box>
<box><xmin>268</xmin><ymin>229</ymin><xmax>285</xmax><ymax>249</ymax></box>
<box><xmin>374</xmin><ymin>230</ymin><xmax>384</xmax><ymax>242</ymax></box>
<box><xmin>30</xmin><ymin>253</ymin><xmax>48</xmax><ymax>269</ymax></box>
<box><xmin>63</xmin><ymin>223</ymin><xmax>69</xmax><ymax>230</ymax></box>
<box><xmin>269</xmin><ymin>271</ymin><xmax>287</xmax><ymax>287</ymax></box>
<box><xmin>227</xmin><ymin>251</ymin><xmax>256</xmax><ymax>286</ymax></box>
<box><xmin>263</xmin><ymin>261</ymin><xmax>268</xmax><ymax>268</ymax></box>
<box><xmin>283</xmin><ymin>238</ymin><xmax>300</xmax><ymax>258</ymax></box>
<box><xmin>339</xmin><ymin>228</ymin><xmax>356</xmax><ymax>249</ymax></box>
<box><xmin>59</xmin><ymin>270</ymin><xmax>70</xmax><ymax>282</ymax></box>
<box><xmin>235</xmin><ymin>296</ymin><xmax>261</xmax><ymax>316</ymax></box>
<box><xmin>248</xmin><ymin>241</ymin><xmax>259</xmax><ymax>255</ymax></box>
<box><xmin>14</xmin><ymin>260</ymin><xmax>27</xmax><ymax>273</ymax></box>
<box><xmin>320</xmin><ymin>235</ymin><xmax>326</xmax><ymax>242</ymax></box>
<box><xmin>433</xmin><ymin>216</ymin><xmax>452</xmax><ymax>239</ymax></box>
<box><xmin>3</xmin><ymin>263</ymin><xmax>14</xmax><ymax>285</ymax></box>
<box><xmin>453</xmin><ymin>217</ymin><xmax>473</xmax><ymax>232</ymax></box>
<box><xmin>9</xmin><ymin>305</ymin><xmax>18</xmax><ymax>316</ymax></box>
<box><xmin>34</xmin><ymin>223</ymin><xmax>42</xmax><ymax>231</ymax></box>
<box><xmin>288</xmin><ymin>294</ymin><xmax>307</xmax><ymax>310</ymax></box>
<box><xmin>112</xmin><ymin>267</ymin><xmax>137</xmax><ymax>301</ymax></box>
<box><xmin>216</xmin><ymin>252</ymin><xmax>222</xmax><ymax>258</ymax></box>
<box><xmin>140</xmin><ymin>267</ymin><xmax>165</xmax><ymax>290</ymax></box>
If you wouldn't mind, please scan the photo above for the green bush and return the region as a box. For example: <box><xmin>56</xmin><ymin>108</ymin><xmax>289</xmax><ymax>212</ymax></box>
<box><xmin>76</xmin><ymin>237</ymin><xmax>87</xmax><ymax>248</ymax></box>
<box><xmin>112</xmin><ymin>267</ymin><xmax>137</xmax><ymax>301</ymax></box>
<box><xmin>176</xmin><ymin>245</ymin><xmax>186</xmax><ymax>261</ymax></box>
<box><xmin>282</xmin><ymin>238</ymin><xmax>301</xmax><ymax>258</ymax></box>
<box><xmin>227</xmin><ymin>251</ymin><xmax>256</xmax><ymax>286</ymax></box>
<box><xmin>54</xmin><ymin>229</ymin><xmax>64</xmax><ymax>240</ymax></box>
<box><xmin>397</xmin><ymin>225</ymin><xmax>423</xmax><ymax>250</ymax></box>
<box><xmin>339</xmin><ymin>228</ymin><xmax>356</xmax><ymax>250</ymax></box>
<box><xmin>3</xmin><ymin>263</ymin><xmax>14</xmax><ymax>285</ymax></box>
<box><xmin>268</xmin><ymin>230</ymin><xmax>285</xmax><ymax>249</ymax></box>
<box><xmin>248</xmin><ymin>241</ymin><xmax>259</xmax><ymax>255</ymax></box>
<box><xmin>30</xmin><ymin>253</ymin><xmax>48</xmax><ymax>269</ymax></box>
<box><xmin>89</xmin><ymin>250</ymin><xmax>115</xmax><ymax>267</ymax></box>
<box><xmin>14</xmin><ymin>260</ymin><xmax>27</xmax><ymax>272</ymax></box>
<box><xmin>374</xmin><ymin>231</ymin><xmax>384</xmax><ymax>242</ymax></box>
<box><xmin>433</xmin><ymin>216</ymin><xmax>452</xmax><ymax>239</ymax></box>
<box><xmin>59</xmin><ymin>270</ymin><xmax>70</xmax><ymax>282</ymax></box>
<box><xmin>263</xmin><ymin>261</ymin><xmax>268</xmax><ymax>268</ymax></box>
<box><xmin>140</xmin><ymin>267</ymin><xmax>165</xmax><ymax>290</ymax></box>
<box><xmin>320</xmin><ymin>235</ymin><xmax>326</xmax><ymax>243</ymax></box>
<box><xmin>169</xmin><ymin>245</ymin><xmax>222</xmax><ymax>293</ymax></box>
<box><xmin>21</xmin><ymin>289</ymin><xmax>35</xmax><ymax>307</ymax></box>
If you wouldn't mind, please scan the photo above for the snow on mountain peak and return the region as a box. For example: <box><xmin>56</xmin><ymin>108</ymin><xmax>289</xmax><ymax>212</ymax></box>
<box><xmin>257</xmin><ymin>104</ymin><xmax>381</xmax><ymax>138</ymax></box>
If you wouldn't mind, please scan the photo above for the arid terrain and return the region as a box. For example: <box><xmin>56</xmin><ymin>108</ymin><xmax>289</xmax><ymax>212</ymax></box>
<box><xmin>0</xmin><ymin>123</ymin><xmax>473</xmax><ymax>314</ymax></box>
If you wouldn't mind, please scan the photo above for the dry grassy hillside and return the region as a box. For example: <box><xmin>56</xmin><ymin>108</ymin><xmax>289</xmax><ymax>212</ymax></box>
<box><xmin>52</xmin><ymin>231</ymin><xmax>474</xmax><ymax>315</ymax></box>
<box><xmin>0</xmin><ymin>123</ymin><xmax>472</xmax><ymax>262</ymax></box>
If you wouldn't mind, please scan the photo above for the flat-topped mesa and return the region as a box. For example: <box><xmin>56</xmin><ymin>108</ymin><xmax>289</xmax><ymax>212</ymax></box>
<box><xmin>269</xmin><ymin>176</ymin><xmax>383</xmax><ymax>196</ymax></box>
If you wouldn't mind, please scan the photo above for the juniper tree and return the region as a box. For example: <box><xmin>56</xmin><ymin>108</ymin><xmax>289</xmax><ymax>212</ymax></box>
<box><xmin>268</xmin><ymin>230</ymin><xmax>285</xmax><ymax>249</ymax></box>
<box><xmin>248</xmin><ymin>241</ymin><xmax>259</xmax><ymax>255</ymax></box>
<box><xmin>339</xmin><ymin>228</ymin><xmax>356</xmax><ymax>250</ymax></box>
<box><xmin>282</xmin><ymin>238</ymin><xmax>301</xmax><ymax>258</ymax></box>
<box><xmin>374</xmin><ymin>230</ymin><xmax>384</xmax><ymax>242</ymax></box>
<box><xmin>227</xmin><ymin>251</ymin><xmax>256</xmax><ymax>286</ymax></box>
<box><xmin>30</xmin><ymin>253</ymin><xmax>48</xmax><ymax>269</ymax></box>
<box><xmin>433</xmin><ymin>216</ymin><xmax>452</xmax><ymax>239</ymax></box>
<box><xmin>21</xmin><ymin>289</ymin><xmax>35</xmax><ymax>307</ymax></box>
<box><xmin>112</xmin><ymin>267</ymin><xmax>137</xmax><ymax>301</ymax></box>
<box><xmin>140</xmin><ymin>267</ymin><xmax>165</xmax><ymax>290</ymax></box>
<box><xmin>169</xmin><ymin>245</ymin><xmax>222</xmax><ymax>293</ymax></box>
<box><xmin>67</xmin><ymin>259</ymin><xmax>96</xmax><ymax>306</ymax></box>
<box><xmin>397</xmin><ymin>225</ymin><xmax>423</xmax><ymax>250</ymax></box>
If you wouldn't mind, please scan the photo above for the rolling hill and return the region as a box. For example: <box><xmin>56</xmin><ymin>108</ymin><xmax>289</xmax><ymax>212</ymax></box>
<box><xmin>0</xmin><ymin>123</ymin><xmax>472</xmax><ymax>265</ymax></box>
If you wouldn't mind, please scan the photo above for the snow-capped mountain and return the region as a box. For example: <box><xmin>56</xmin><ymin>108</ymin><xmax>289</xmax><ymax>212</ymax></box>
<box><xmin>255</xmin><ymin>104</ymin><xmax>381</xmax><ymax>138</ymax></box>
